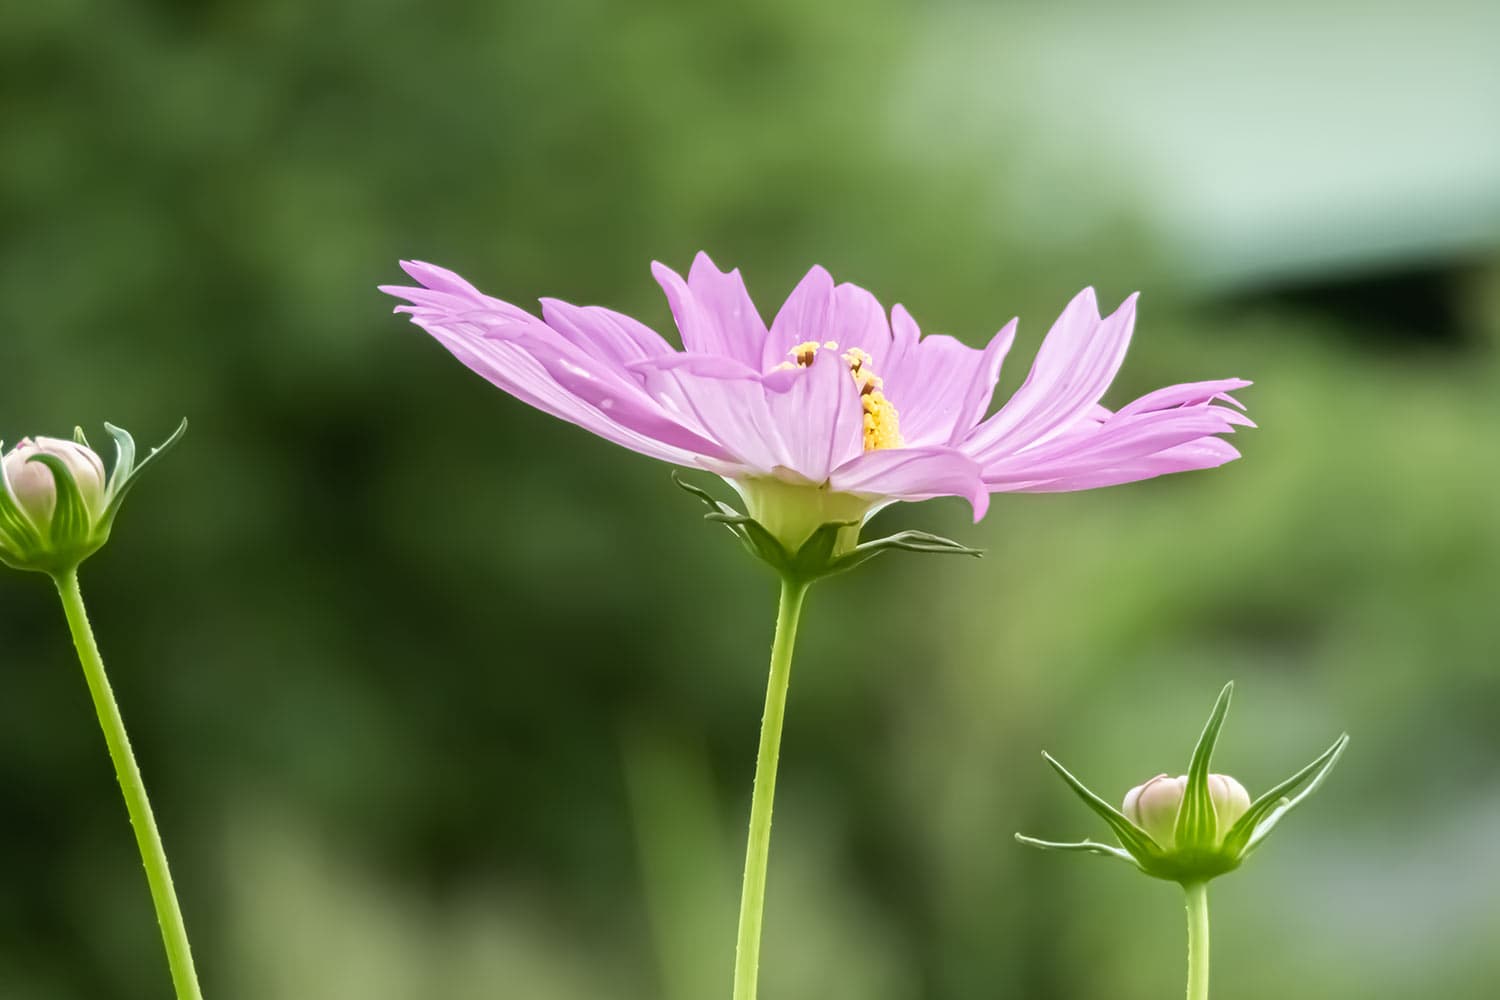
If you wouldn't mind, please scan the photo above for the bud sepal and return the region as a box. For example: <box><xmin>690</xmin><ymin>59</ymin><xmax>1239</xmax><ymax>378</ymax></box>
<box><xmin>1016</xmin><ymin>682</ymin><xmax>1348</xmax><ymax>885</ymax></box>
<box><xmin>0</xmin><ymin>420</ymin><xmax>187</xmax><ymax>575</ymax></box>
<box><xmin>674</xmin><ymin>473</ymin><xmax>981</xmax><ymax>583</ymax></box>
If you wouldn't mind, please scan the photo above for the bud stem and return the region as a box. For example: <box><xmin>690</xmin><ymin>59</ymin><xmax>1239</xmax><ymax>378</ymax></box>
<box><xmin>1184</xmin><ymin>880</ymin><xmax>1210</xmax><ymax>1000</ymax></box>
<box><xmin>731</xmin><ymin>577</ymin><xmax>810</xmax><ymax>1000</ymax></box>
<box><xmin>53</xmin><ymin>569</ymin><xmax>204</xmax><ymax>1000</ymax></box>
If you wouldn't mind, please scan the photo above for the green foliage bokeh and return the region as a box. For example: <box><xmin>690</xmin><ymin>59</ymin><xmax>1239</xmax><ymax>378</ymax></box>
<box><xmin>2</xmin><ymin>1</ymin><xmax>1498</xmax><ymax>998</ymax></box>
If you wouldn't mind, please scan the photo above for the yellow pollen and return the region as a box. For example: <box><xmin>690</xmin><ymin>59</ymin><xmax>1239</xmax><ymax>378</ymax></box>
<box><xmin>780</xmin><ymin>341</ymin><xmax>903</xmax><ymax>451</ymax></box>
<box><xmin>788</xmin><ymin>340</ymin><xmax>822</xmax><ymax>367</ymax></box>
<box><xmin>861</xmin><ymin>387</ymin><xmax>902</xmax><ymax>451</ymax></box>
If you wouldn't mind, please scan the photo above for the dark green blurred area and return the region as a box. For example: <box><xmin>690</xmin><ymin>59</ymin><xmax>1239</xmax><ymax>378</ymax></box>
<box><xmin>3</xmin><ymin>1</ymin><xmax>1498</xmax><ymax>998</ymax></box>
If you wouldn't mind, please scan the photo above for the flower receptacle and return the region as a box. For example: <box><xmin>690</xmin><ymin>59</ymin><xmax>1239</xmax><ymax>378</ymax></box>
<box><xmin>674</xmin><ymin>473</ymin><xmax>982</xmax><ymax>584</ymax></box>
<box><xmin>735</xmin><ymin>476</ymin><xmax>874</xmax><ymax>558</ymax></box>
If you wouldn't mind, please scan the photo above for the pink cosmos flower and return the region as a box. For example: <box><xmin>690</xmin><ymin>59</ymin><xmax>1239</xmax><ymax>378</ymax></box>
<box><xmin>381</xmin><ymin>254</ymin><xmax>1249</xmax><ymax>545</ymax></box>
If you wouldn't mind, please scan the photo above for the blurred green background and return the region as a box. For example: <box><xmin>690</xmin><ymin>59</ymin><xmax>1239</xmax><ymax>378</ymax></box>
<box><xmin>3</xmin><ymin>1</ymin><xmax>1498</xmax><ymax>998</ymax></box>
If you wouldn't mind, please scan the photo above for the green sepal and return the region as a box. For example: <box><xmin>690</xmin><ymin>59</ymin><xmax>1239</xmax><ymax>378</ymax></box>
<box><xmin>1173</xmin><ymin>682</ymin><xmax>1234</xmax><ymax>850</ymax></box>
<box><xmin>831</xmin><ymin>530</ymin><xmax>983</xmax><ymax>575</ymax></box>
<box><xmin>1040</xmin><ymin>752</ymin><xmax>1163</xmax><ymax>862</ymax></box>
<box><xmin>0</xmin><ymin>441</ymin><xmax>43</xmax><ymax>560</ymax></box>
<box><xmin>28</xmin><ymin>453</ymin><xmax>94</xmax><ymax>547</ymax></box>
<box><xmin>1014</xmin><ymin>833</ymin><xmax>1143</xmax><ymax>870</ymax></box>
<box><xmin>1225</xmin><ymin>732</ymin><xmax>1349</xmax><ymax>857</ymax></box>
<box><xmin>674</xmin><ymin>473</ymin><xmax>983</xmax><ymax>583</ymax></box>
<box><xmin>104</xmin><ymin>422</ymin><xmax>139</xmax><ymax>499</ymax></box>
<box><xmin>671</xmin><ymin>472</ymin><xmax>735</xmax><ymax>517</ymax></box>
<box><xmin>102</xmin><ymin>418</ymin><xmax>185</xmax><ymax>523</ymax></box>
<box><xmin>788</xmin><ymin>519</ymin><xmax>856</xmax><ymax>577</ymax></box>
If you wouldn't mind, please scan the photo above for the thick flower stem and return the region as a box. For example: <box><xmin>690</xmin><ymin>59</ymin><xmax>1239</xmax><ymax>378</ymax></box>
<box><xmin>732</xmin><ymin>577</ymin><xmax>810</xmax><ymax>1000</ymax></box>
<box><xmin>1184</xmin><ymin>881</ymin><xmax>1210</xmax><ymax>1000</ymax></box>
<box><xmin>53</xmin><ymin>569</ymin><xmax>204</xmax><ymax>1000</ymax></box>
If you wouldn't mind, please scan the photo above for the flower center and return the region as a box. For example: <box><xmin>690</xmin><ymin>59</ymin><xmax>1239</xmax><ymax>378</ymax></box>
<box><xmin>777</xmin><ymin>341</ymin><xmax>903</xmax><ymax>451</ymax></box>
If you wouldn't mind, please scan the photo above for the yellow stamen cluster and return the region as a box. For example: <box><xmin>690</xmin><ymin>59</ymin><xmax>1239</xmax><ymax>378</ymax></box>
<box><xmin>775</xmin><ymin>341</ymin><xmax>903</xmax><ymax>451</ymax></box>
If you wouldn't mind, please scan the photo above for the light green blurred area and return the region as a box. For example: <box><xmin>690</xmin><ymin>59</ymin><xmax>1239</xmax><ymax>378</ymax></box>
<box><xmin>1</xmin><ymin>1</ymin><xmax>1497</xmax><ymax>998</ymax></box>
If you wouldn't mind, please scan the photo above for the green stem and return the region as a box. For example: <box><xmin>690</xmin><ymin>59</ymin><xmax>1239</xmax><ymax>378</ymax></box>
<box><xmin>731</xmin><ymin>577</ymin><xmax>810</xmax><ymax>1000</ymax></box>
<box><xmin>53</xmin><ymin>569</ymin><xmax>204</xmax><ymax>1000</ymax></box>
<box><xmin>1184</xmin><ymin>881</ymin><xmax>1210</xmax><ymax>1000</ymax></box>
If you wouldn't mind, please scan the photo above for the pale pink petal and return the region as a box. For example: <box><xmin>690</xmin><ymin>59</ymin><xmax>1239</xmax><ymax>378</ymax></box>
<box><xmin>983</xmin><ymin>406</ymin><xmax>1246</xmax><ymax>486</ymax></box>
<box><xmin>765</xmin><ymin>347</ymin><xmax>864</xmax><ymax>481</ymax></box>
<box><xmin>684</xmin><ymin>252</ymin><xmax>769</xmax><ymax>365</ymax></box>
<box><xmin>539</xmin><ymin>299</ymin><xmax>675</xmax><ymax>367</ymax></box>
<box><xmin>762</xmin><ymin>265</ymin><xmax>836</xmax><ymax>369</ymax></box>
<box><xmin>830</xmin><ymin>446</ymin><xmax>989</xmax><ymax>520</ymax></box>
<box><xmin>384</xmin><ymin>267</ymin><xmax>735</xmax><ymax>465</ymax></box>
<box><xmin>882</xmin><ymin>315</ymin><xmax>1018</xmax><ymax>447</ymax></box>
<box><xmin>421</xmin><ymin>325</ymin><xmax>728</xmax><ymax>468</ymax></box>
<box><xmin>652</xmin><ymin>257</ymin><xmax>765</xmax><ymax>368</ymax></box>
<box><xmin>1116</xmin><ymin>378</ymin><xmax>1252</xmax><ymax>417</ymax></box>
<box><xmin>830</xmin><ymin>282</ymin><xmax>893</xmax><ymax>363</ymax></box>
<box><xmin>963</xmin><ymin>289</ymin><xmax>1137</xmax><ymax>461</ymax></box>
<box><xmin>632</xmin><ymin>364</ymin><xmax>793</xmax><ymax>474</ymax></box>
<box><xmin>1007</xmin><ymin>437</ymin><xmax>1242</xmax><ymax>493</ymax></box>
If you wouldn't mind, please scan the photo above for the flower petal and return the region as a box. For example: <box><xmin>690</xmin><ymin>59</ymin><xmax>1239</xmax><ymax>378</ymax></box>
<box><xmin>539</xmin><ymin>298</ymin><xmax>676</xmax><ymax>367</ymax></box>
<box><xmin>631</xmin><ymin>363</ymin><xmax>794</xmax><ymax>474</ymax></box>
<box><xmin>882</xmin><ymin>312</ymin><xmax>1018</xmax><ymax>447</ymax></box>
<box><xmin>964</xmin><ymin>289</ymin><xmax>1137</xmax><ymax>461</ymax></box>
<box><xmin>765</xmin><ymin>347</ymin><xmax>864</xmax><ymax>481</ymax></box>
<box><xmin>763</xmin><ymin>265</ymin><xmax>836</xmax><ymax>369</ymax></box>
<box><xmin>653</xmin><ymin>253</ymin><xmax>769</xmax><ymax>367</ymax></box>
<box><xmin>420</xmin><ymin>322</ymin><xmax>727</xmax><ymax>466</ymax></box>
<box><xmin>1006</xmin><ymin>437</ymin><xmax>1242</xmax><ymax>493</ymax></box>
<box><xmin>831</xmin><ymin>446</ymin><xmax>990</xmax><ymax>521</ymax></box>
<box><xmin>982</xmin><ymin>404</ymin><xmax>1246</xmax><ymax>488</ymax></box>
<box><xmin>831</xmin><ymin>281</ymin><xmax>893</xmax><ymax>363</ymax></box>
<box><xmin>384</xmin><ymin>265</ymin><xmax>736</xmax><ymax>466</ymax></box>
<box><xmin>1116</xmin><ymin>378</ymin><xmax>1252</xmax><ymax>417</ymax></box>
<box><xmin>686</xmin><ymin>252</ymin><xmax>770</xmax><ymax>365</ymax></box>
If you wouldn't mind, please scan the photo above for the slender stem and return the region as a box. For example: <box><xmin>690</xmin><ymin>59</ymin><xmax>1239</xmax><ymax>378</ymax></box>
<box><xmin>731</xmin><ymin>577</ymin><xmax>810</xmax><ymax>1000</ymax></box>
<box><xmin>53</xmin><ymin>569</ymin><xmax>204</xmax><ymax>1000</ymax></box>
<box><xmin>1184</xmin><ymin>881</ymin><xmax>1210</xmax><ymax>1000</ymax></box>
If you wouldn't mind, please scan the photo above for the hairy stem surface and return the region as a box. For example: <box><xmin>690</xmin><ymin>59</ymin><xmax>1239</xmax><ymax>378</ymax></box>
<box><xmin>1185</xmin><ymin>880</ymin><xmax>1210</xmax><ymax>1000</ymax></box>
<box><xmin>55</xmin><ymin>569</ymin><xmax>204</xmax><ymax>1000</ymax></box>
<box><xmin>731</xmin><ymin>578</ymin><xmax>809</xmax><ymax>1000</ymax></box>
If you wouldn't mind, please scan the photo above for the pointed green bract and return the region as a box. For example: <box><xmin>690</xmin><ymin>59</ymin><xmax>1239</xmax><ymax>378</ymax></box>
<box><xmin>104</xmin><ymin>422</ymin><xmax>139</xmax><ymax>501</ymax></box>
<box><xmin>102</xmin><ymin>419</ymin><xmax>186</xmax><ymax>523</ymax></box>
<box><xmin>1241</xmin><ymin>733</ymin><xmax>1349</xmax><ymax>855</ymax></box>
<box><xmin>1014</xmin><ymin>834</ymin><xmax>1142</xmax><ymax>869</ymax></box>
<box><xmin>1041</xmin><ymin>752</ymin><xmax>1162</xmax><ymax>860</ymax></box>
<box><xmin>1173</xmin><ymin>682</ymin><xmax>1234</xmax><ymax>850</ymax></box>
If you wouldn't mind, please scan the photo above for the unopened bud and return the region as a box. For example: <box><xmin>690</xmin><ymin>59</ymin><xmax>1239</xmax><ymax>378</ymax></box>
<box><xmin>1122</xmin><ymin>773</ymin><xmax>1251</xmax><ymax>848</ymax></box>
<box><xmin>0</xmin><ymin>420</ymin><xmax>185</xmax><ymax>575</ymax></box>
<box><xmin>2</xmin><ymin>437</ymin><xmax>108</xmax><ymax>528</ymax></box>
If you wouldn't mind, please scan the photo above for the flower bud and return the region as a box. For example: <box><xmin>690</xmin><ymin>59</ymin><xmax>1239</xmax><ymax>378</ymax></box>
<box><xmin>2</xmin><ymin>437</ymin><xmax>108</xmax><ymax>528</ymax></box>
<box><xmin>1020</xmin><ymin>683</ymin><xmax>1347</xmax><ymax>885</ymax></box>
<box><xmin>0</xmin><ymin>420</ymin><xmax>185</xmax><ymax>575</ymax></box>
<box><xmin>1122</xmin><ymin>772</ymin><xmax>1251</xmax><ymax>848</ymax></box>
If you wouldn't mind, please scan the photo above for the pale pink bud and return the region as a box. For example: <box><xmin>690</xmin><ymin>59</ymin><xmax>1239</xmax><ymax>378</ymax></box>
<box><xmin>1122</xmin><ymin>773</ymin><xmax>1252</xmax><ymax>848</ymax></box>
<box><xmin>2</xmin><ymin>437</ymin><xmax>108</xmax><ymax>527</ymax></box>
